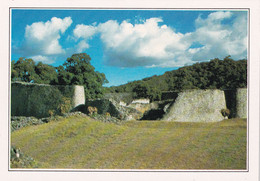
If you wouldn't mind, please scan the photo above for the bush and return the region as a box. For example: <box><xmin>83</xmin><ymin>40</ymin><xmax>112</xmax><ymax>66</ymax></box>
<box><xmin>87</xmin><ymin>106</ymin><xmax>98</xmax><ymax>116</ymax></box>
<box><xmin>10</xmin><ymin>146</ymin><xmax>39</xmax><ymax>168</ymax></box>
<box><xmin>221</xmin><ymin>109</ymin><xmax>230</xmax><ymax>118</ymax></box>
<box><xmin>58</xmin><ymin>97</ymin><xmax>72</xmax><ymax>115</ymax></box>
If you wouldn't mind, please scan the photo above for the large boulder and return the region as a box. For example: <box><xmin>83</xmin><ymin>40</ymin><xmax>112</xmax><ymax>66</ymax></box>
<box><xmin>162</xmin><ymin>89</ymin><xmax>226</xmax><ymax>122</ymax></box>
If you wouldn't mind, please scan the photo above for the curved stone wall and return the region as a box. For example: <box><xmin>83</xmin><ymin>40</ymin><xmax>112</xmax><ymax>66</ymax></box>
<box><xmin>72</xmin><ymin>85</ymin><xmax>85</xmax><ymax>108</ymax></box>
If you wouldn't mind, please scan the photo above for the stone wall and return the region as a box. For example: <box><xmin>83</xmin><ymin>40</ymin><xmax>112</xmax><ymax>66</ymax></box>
<box><xmin>131</xmin><ymin>99</ymin><xmax>150</xmax><ymax>104</ymax></box>
<box><xmin>11</xmin><ymin>82</ymin><xmax>85</xmax><ymax>118</ymax></box>
<box><xmin>236</xmin><ymin>88</ymin><xmax>247</xmax><ymax>118</ymax></box>
<box><xmin>162</xmin><ymin>89</ymin><xmax>226</xmax><ymax>122</ymax></box>
<box><xmin>103</xmin><ymin>93</ymin><xmax>133</xmax><ymax>105</ymax></box>
<box><xmin>72</xmin><ymin>85</ymin><xmax>85</xmax><ymax>108</ymax></box>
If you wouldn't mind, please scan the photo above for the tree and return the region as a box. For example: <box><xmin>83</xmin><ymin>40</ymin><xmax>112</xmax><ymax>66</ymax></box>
<box><xmin>132</xmin><ymin>82</ymin><xmax>162</xmax><ymax>101</ymax></box>
<box><xmin>56</xmin><ymin>53</ymin><xmax>108</xmax><ymax>99</ymax></box>
<box><xmin>132</xmin><ymin>82</ymin><xmax>149</xmax><ymax>99</ymax></box>
<box><xmin>107</xmin><ymin>56</ymin><xmax>247</xmax><ymax>95</ymax></box>
<box><xmin>34</xmin><ymin>62</ymin><xmax>58</xmax><ymax>84</ymax></box>
<box><xmin>11</xmin><ymin>57</ymin><xmax>38</xmax><ymax>82</ymax></box>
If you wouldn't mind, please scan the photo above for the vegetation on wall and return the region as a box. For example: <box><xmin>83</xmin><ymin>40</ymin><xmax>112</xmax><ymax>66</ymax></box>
<box><xmin>11</xmin><ymin>82</ymin><xmax>75</xmax><ymax>118</ymax></box>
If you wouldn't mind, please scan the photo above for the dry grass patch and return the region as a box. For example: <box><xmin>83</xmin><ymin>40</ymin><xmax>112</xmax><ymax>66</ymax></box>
<box><xmin>11</xmin><ymin>116</ymin><xmax>247</xmax><ymax>169</ymax></box>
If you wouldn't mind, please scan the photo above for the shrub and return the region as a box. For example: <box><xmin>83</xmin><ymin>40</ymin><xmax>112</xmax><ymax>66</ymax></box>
<box><xmin>58</xmin><ymin>97</ymin><xmax>71</xmax><ymax>115</ymax></box>
<box><xmin>10</xmin><ymin>146</ymin><xmax>39</xmax><ymax>168</ymax></box>
<box><xmin>48</xmin><ymin>110</ymin><xmax>55</xmax><ymax>117</ymax></box>
<box><xmin>105</xmin><ymin>112</ymin><xmax>111</xmax><ymax>118</ymax></box>
<box><xmin>87</xmin><ymin>106</ymin><xmax>98</xmax><ymax>116</ymax></box>
<box><xmin>221</xmin><ymin>109</ymin><xmax>230</xmax><ymax>118</ymax></box>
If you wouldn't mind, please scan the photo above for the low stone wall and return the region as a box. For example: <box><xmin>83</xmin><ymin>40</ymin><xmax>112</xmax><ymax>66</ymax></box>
<box><xmin>131</xmin><ymin>99</ymin><xmax>150</xmax><ymax>104</ymax></box>
<box><xmin>162</xmin><ymin>89</ymin><xmax>226</xmax><ymax>122</ymax></box>
<box><xmin>103</xmin><ymin>93</ymin><xmax>133</xmax><ymax>105</ymax></box>
<box><xmin>236</xmin><ymin>88</ymin><xmax>247</xmax><ymax>118</ymax></box>
<box><xmin>11</xmin><ymin>82</ymin><xmax>85</xmax><ymax>118</ymax></box>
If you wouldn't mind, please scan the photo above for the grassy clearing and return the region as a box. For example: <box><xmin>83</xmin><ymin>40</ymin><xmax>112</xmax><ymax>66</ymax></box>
<box><xmin>11</xmin><ymin>116</ymin><xmax>247</xmax><ymax>169</ymax></box>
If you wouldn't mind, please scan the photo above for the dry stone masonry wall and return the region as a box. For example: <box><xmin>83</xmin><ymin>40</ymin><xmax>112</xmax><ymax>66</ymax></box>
<box><xmin>72</xmin><ymin>85</ymin><xmax>85</xmax><ymax>108</ymax></box>
<box><xmin>236</xmin><ymin>88</ymin><xmax>247</xmax><ymax>118</ymax></box>
<box><xmin>162</xmin><ymin>89</ymin><xmax>227</xmax><ymax>122</ymax></box>
<box><xmin>11</xmin><ymin>82</ymin><xmax>247</xmax><ymax>122</ymax></box>
<box><xmin>11</xmin><ymin>82</ymin><xmax>85</xmax><ymax>118</ymax></box>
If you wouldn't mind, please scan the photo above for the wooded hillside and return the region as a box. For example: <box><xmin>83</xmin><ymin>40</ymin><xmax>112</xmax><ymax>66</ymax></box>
<box><xmin>106</xmin><ymin>56</ymin><xmax>247</xmax><ymax>100</ymax></box>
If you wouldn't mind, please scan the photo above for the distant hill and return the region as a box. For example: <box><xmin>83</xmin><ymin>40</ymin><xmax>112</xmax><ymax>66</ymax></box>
<box><xmin>105</xmin><ymin>56</ymin><xmax>247</xmax><ymax>100</ymax></box>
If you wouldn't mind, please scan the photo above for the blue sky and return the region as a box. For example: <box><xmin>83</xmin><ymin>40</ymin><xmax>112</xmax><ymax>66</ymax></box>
<box><xmin>11</xmin><ymin>9</ymin><xmax>248</xmax><ymax>86</ymax></box>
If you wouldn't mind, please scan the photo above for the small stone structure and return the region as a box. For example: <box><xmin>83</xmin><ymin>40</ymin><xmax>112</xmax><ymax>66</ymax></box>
<box><xmin>236</xmin><ymin>88</ymin><xmax>247</xmax><ymax>118</ymax></box>
<box><xmin>131</xmin><ymin>99</ymin><xmax>150</xmax><ymax>104</ymax></box>
<box><xmin>162</xmin><ymin>89</ymin><xmax>226</xmax><ymax>122</ymax></box>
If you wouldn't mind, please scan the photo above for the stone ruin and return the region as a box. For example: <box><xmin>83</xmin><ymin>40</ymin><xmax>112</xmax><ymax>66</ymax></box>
<box><xmin>162</xmin><ymin>89</ymin><xmax>226</xmax><ymax>122</ymax></box>
<box><xmin>11</xmin><ymin>82</ymin><xmax>247</xmax><ymax>122</ymax></box>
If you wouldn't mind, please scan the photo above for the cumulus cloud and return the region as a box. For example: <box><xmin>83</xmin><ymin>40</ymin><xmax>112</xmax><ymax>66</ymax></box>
<box><xmin>73</xmin><ymin>24</ymin><xmax>97</xmax><ymax>39</ymax></box>
<box><xmin>17</xmin><ymin>11</ymin><xmax>247</xmax><ymax>67</ymax></box>
<box><xmin>19</xmin><ymin>17</ymin><xmax>72</xmax><ymax>62</ymax></box>
<box><xmin>72</xmin><ymin>11</ymin><xmax>247</xmax><ymax>67</ymax></box>
<box><xmin>74</xmin><ymin>18</ymin><xmax>192</xmax><ymax>67</ymax></box>
<box><xmin>30</xmin><ymin>55</ymin><xmax>55</xmax><ymax>64</ymax></box>
<box><xmin>188</xmin><ymin>11</ymin><xmax>248</xmax><ymax>61</ymax></box>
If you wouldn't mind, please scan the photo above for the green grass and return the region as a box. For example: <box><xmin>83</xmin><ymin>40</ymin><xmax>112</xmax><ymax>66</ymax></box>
<box><xmin>11</xmin><ymin>115</ymin><xmax>247</xmax><ymax>169</ymax></box>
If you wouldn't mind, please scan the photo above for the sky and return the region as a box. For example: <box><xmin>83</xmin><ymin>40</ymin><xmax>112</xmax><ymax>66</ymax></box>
<box><xmin>11</xmin><ymin>9</ymin><xmax>248</xmax><ymax>87</ymax></box>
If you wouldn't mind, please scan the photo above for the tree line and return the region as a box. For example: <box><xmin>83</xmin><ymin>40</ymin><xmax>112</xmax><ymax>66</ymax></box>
<box><xmin>12</xmin><ymin>54</ymin><xmax>247</xmax><ymax>101</ymax></box>
<box><xmin>106</xmin><ymin>56</ymin><xmax>247</xmax><ymax>101</ymax></box>
<box><xmin>11</xmin><ymin>53</ymin><xmax>108</xmax><ymax>99</ymax></box>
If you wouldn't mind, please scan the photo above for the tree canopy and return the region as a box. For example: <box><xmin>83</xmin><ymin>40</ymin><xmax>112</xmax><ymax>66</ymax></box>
<box><xmin>106</xmin><ymin>56</ymin><xmax>247</xmax><ymax>99</ymax></box>
<box><xmin>11</xmin><ymin>53</ymin><xmax>108</xmax><ymax>99</ymax></box>
<box><xmin>56</xmin><ymin>53</ymin><xmax>108</xmax><ymax>99</ymax></box>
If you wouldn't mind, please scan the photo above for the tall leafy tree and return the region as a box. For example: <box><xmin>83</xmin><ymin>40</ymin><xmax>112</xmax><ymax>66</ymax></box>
<box><xmin>34</xmin><ymin>62</ymin><xmax>58</xmax><ymax>84</ymax></box>
<box><xmin>56</xmin><ymin>53</ymin><xmax>108</xmax><ymax>99</ymax></box>
<box><xmin>11</xmin><ymin>57</ymin><xmax>38</xmax><ymax>82</ymax></box>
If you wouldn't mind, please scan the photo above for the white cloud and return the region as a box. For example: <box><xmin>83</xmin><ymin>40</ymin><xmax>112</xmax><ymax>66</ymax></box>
<box><xmin>189</xmin><ymin>11</ymin><xmax>247</xmax><ymax>61</ymax></box>
<box><xmin>72</xmin><ymin>12</ymin><xmax>247</xmax><ymax>68</ymax></box>
<box><xmin>76</xmin><ymin>40</ymin><xmax>90</xmax><ymax>53</ymax></box>
<box><xmin>30</xmin><ymin>55</ymin><xmax>55</xmax><ymax>64</ymax></box>
<box><xmin>73</xmin><ymin>18</ymin><xmax>192</xmax><ymax>67</ymax></box>
<box><xmin>20</xmin><ymin>17</ymin><xmax>72</xmax><ymax>63</ymax></box>
<box><xmin>73</xmin><ymin>24</ymin><xmax>97</xmax><ymax>39</ymax></box>
<box><xmin>18</xmin><ymin>11</ymin><xmax>247</xmax><ymax>67</ymax></box>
